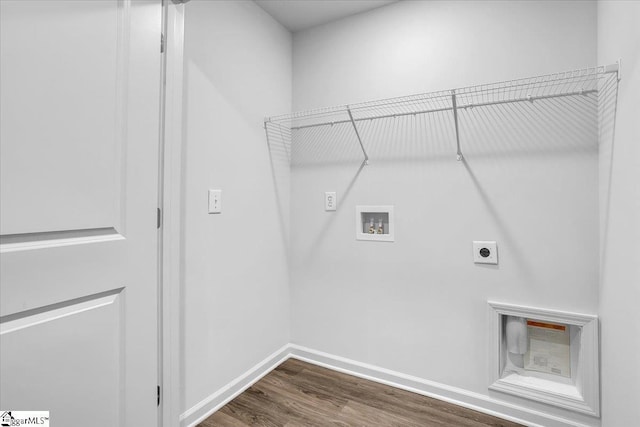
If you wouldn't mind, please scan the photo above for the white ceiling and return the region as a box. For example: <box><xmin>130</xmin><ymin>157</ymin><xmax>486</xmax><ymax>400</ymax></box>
<box><xmin>255</xmin><ymin>0</ymin><xmax>399</xmax><ymax>33</ymax></box>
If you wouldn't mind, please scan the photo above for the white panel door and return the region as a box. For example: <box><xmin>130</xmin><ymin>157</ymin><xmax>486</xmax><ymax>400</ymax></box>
<box><xmin>0</xmin><ymin>1</ymin><xmax>162</xmax><ymax>426</ymax></box>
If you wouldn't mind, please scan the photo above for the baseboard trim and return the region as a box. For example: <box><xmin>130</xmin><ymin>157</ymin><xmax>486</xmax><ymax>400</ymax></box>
<box><xmin>288</xmin><ymin>344</ymin><xmax>597</xmax><ymax>427</ymax></box>
<box><xmin>180</xmin><ymin>344</ymin><xmax>291</xmax><ymax>427</ymax></box>
<box><xmin>180</xmin><ymin>343</ymin><xmax>597</xmax><ymax>427</ymax></box>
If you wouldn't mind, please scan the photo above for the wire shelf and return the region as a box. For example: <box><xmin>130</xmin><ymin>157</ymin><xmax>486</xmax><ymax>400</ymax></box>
<box><xmin>265</xmin><ymin>64</ymin><xmax>619</xmax><ymax>163</ymax></box>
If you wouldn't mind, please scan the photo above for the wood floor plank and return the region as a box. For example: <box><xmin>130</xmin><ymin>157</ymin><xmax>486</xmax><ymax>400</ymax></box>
<box><xmin>259</xmin><ymin>372</ymin><xmax>348</xmax><ymax>412</ymax></box>
<box><xmin>273</xmin><ymin>367</ymin><xmax>464</xmax><ymax>425</ymax></box>
<box><xmin>198</xmin><ymin>359</ymin><xmax>524</xmax><ymax>427</ymax></box>
<box><xmin>290</xmin><ymin>364</ymin><xmax>520</xmax><ymax>427</ymax></box>
<box><xmin>339</xmin><ymin>400</ymin><xmax>429</xmax><ymax>427</ymax></box>
<box><xmin>215</xmin><ymin>389</ymin><xmax>284</xmax><ymax>427</ymax></box>
<box><xmin>251</xmin><ymin>379</ymin><xmax>344</xmax><ymax>425</ymax></box>
<box><xmin>265</xmin><ymin>369</ymin><xmax>349</xmax><ymax>409</ymax></box>
<box><xmin>275</xmin><ymin>359</ymin><xmax>307</xmax><ymax>376</ymax></box>
<box><xmin>199</xmin><ymin>410</ymin><xmax>249</xmax><ymax>427</ymax></box>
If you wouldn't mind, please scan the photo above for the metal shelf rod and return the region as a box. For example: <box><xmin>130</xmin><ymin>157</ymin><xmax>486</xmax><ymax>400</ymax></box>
<box><xmin>458</xmin><ymin>88</ymin><xmax>597</xmax><ymax>109</ymax></box>
<box><xmin>270</xmin><ymin>63</ymin><xmax>619</xmax><ymax>126</ymax></box>
<box><xmin>291</xmin><ymin>106</ymin><xmax>452</xmax><ymax>130</ymax></box>
<box><xmin>289</xmin><ymin>88</ymin><xmax>597</xmax><ymax>131</ymax></box>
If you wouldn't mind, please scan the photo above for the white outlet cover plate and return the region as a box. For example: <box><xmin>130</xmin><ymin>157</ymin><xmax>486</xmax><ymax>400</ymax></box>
<box><xmin>473</xmin><ymin>241</ymin><xmax>498</xmax><ymax>264</ymax></box>
<box><xmin>325</xmin><ymin>192</ymin><xmax>337</xmax><ymax>211</ymax></box>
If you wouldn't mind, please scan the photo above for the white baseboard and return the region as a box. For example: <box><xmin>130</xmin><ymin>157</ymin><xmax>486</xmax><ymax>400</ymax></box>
<box><xmin>180</xmin><ymin>343</ymin><xmax>598</xmax><ymax>427</ymax></box>
<box><xmin>288</xmin><ymin>344</ymin><xmax>599</xmax><ymax>427</ymax></box>
<box><xmin>180</xmin><ymin>344</ymin><xmax>291</xmax><ymax>427</ymax></box>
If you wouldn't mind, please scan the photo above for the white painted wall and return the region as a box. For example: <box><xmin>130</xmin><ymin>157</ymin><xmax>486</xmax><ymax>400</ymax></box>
<box><xmin>181</xmin><ymin>0</ymin><xmax>291</xmax><ymax>415</ymax></box>
<box><xmin>293</xmin><ymin>0</ymin><xmax>596</xmax><ymax>111</ymax></box>
<box><xmin>291</xmin><ymin>1</ymin><xmax>601</xmax><ymax>424</ymax></box>
<box><xmin>597</xmin><ymin>1</ymin><xmax>640</xmax><ymax>426</ymax></box>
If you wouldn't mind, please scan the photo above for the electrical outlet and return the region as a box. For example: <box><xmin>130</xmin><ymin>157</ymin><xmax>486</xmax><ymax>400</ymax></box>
<box><xmin>208</xmin><ymin>189</ymin><xmax>222</xmax><ymax>214</ymax></box>
<box><xmin>473</xmin><ymin>241</ymin><xmax>497</xmax><ymax>264</ymax></box>
<box><xmin>325</xmin><ymin>192</ymin><xmax>337</xmax><ymax>211</ymax></box>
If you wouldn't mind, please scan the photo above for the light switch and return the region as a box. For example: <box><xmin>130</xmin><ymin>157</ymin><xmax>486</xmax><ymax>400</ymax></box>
<box><xmin>473</xmin><ymin>241</ymin><xmax>498</xmax><ymax>264</ymax></box>
<box><xmin>208</xmin><ymin>189</ymin><xmax>222</xmax><ymax>214</ymax></box>
<box><xmin>325</xmin><ymin>192</ymin><xmax>337</xmax><ymax>211</ymax></box>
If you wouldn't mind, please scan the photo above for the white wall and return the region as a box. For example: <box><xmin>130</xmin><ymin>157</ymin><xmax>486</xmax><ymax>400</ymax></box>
<box><xmin>291</xmin><ymin>1</ymin><xmax>600</xmax><ymax>424</ymax></box>
<box><xmin>293</xmin><ymin>0</ymin><xmax>596</xmax><ymax>111</ymax></box>
<box><xmin>181</xmin><ymin>0</ymin><xmax>291</xmax><ymax>415</ymax></box>
<box><xmin>597</xmin><ymin>2</ymin><xmax>640</xmax><ymax>426</ymax></box>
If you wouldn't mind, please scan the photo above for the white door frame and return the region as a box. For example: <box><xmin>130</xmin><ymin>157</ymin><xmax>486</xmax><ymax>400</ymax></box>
<box><xmin>160</xmin><ymin>1</ymin><xmax>186</xmax><ymax>426</ymax></box>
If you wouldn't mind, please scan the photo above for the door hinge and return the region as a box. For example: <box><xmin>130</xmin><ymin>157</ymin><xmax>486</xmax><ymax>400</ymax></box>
<box><xmin>157</xmin><ymin>208</ymin><xmax>162</xmax><ymax>229</ymax></box>
<box><xmin>161</xmin><ymin>33</ymin><xmax>165</xmax><ymax>53</ymax></box>
<box><xmin>157</xmin><ymin>385</ymin><xmax>161</xmax><ymax>406</ymax></box>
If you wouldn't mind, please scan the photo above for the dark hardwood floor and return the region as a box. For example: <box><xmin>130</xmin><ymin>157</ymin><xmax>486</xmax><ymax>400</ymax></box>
<box><xmin>198</xmin><ymin>358</ymin><xmax>524</xmax><ymax>427</ymax></box>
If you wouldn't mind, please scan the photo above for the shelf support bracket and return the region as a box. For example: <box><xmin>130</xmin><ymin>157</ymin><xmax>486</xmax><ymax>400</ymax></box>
<box><xmin>347</xmin><ymin>107</ymin><xmax>369</xmax><ymax>165</ymax></box>
<box><xmin>451</xmin><ymin>90</ymin><xmax>463</xmax><ymax>161</ymax></box>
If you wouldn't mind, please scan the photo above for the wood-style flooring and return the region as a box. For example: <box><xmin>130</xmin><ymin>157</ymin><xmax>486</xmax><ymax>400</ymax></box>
<box><xmin>198</xmin><ymin>358</ymin><xmax>524</xmax><ymax>427</ymax></box>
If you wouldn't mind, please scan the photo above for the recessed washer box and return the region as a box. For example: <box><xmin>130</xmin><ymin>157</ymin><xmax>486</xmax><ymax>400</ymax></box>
<box><xmin>356</xmin><ymin>205</ymin><xmax>394</xmax><ymax>242</ymax></box>
<box><xmin>473</xmin><ymin>241</ymin><xmax>497</xmax><ymax>264</ymax></box>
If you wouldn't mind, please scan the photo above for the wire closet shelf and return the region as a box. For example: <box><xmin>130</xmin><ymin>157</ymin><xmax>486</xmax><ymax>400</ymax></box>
<box><xmin>264</xmin><ymin>63</ymin><xmax>619</xmax><ymax>163</ymax></box>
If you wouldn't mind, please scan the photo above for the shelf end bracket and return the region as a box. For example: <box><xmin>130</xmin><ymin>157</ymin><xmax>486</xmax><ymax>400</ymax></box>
<box><xmin>603</xmin><ymin>59</ymin><xmax>621</xmax><ymax>81</ymax></box>
<box><xmin>347</xmin><ymin>107</ymin><xmax>369</xmax><ymax>165</ymax></box>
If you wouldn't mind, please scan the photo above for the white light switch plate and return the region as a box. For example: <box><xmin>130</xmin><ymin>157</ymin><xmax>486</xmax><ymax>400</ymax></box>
<box><xmin>325</xmin><ymin>192</ymin><xmax>337</xmax><ymax>211</ymax></box>
<box><xmin>473</xmin><ymin>241</ymin><xmax>497</xmax><ymax>264</ymax></box>
<box><xmin>208</xmin><ymin>189</ymin><xmax>222</xmax><ymax>214</ymax></box>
